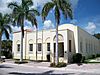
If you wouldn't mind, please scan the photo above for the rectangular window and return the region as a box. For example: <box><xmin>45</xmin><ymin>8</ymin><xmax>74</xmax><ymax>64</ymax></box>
<box><xmin>38</xmin><ymin>43</ymin><xmax>41</xmax><ymax>51</ymax></box>
<box><xmin>47</xmin><ymin>43</ymin><xmax>50</xmax><ymax>51</ymax></box>
<box><xmin>17</xmin><ymin>44</ymin><xmax>20</xmax><ymax>51</ymax></box>
<box><xmin>29</xmin><ymin>44</ymin><xmax>33</xmax><ymax>51</ymax></box>
<box><xmin>69</xmin><ymin>40</ymin><xmax>71</xmax><ymax>52</ymax></box>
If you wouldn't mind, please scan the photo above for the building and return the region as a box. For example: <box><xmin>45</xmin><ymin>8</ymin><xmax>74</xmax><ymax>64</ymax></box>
<box><xmin>12</xmin><ymin>24</ymin><xmax>100</xmax><ymax>63</ymax></box>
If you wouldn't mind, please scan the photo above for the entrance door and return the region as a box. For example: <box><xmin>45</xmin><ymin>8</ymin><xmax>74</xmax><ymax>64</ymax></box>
<box><xmin>54</xmin><ymin>42</ymin><xmax>64</xmax><ymax>57</ymax></box>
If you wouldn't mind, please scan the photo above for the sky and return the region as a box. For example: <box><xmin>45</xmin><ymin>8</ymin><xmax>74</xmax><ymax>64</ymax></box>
<box><xmin>0</xmin><ymin>0</ymin><xmax>100</xmax><ymax>40</ymax></box>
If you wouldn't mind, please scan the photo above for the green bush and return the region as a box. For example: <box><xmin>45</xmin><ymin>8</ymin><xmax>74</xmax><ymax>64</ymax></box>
<box><xmin>73</xmin><ymin>53</ymin><xmax>82</xmax><ymax>63</ymax></box>
<box><xmin>89</xmin><ymin>55</ymin><xmax>96</xmax><ymax>59</ymax></box>
<box><xmin>96</xmin><ymin>54</ymin><xmax>100</xmax><ymax>57</ymax></box>
<box><xmin>0</xmin><ymin>50</ymin><xmax>12</xmax><ymax>59</ymax></box>
<box><xmin>50</xmin><ymin>62</ymin><xmax>67</xmax><ymax>67</ymax></box>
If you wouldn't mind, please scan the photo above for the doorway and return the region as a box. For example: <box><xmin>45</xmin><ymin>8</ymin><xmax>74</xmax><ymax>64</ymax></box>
<box><xmin>54</xmin><ymin>42</ymin><xmax>64</xmax><ymax>57</ymax></box>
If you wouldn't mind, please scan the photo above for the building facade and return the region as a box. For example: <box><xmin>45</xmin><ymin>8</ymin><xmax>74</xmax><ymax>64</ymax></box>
<box><xmin>12</xmin><ymin>24</ymin><xmax>100</xmax><ymax>63</ymax></box>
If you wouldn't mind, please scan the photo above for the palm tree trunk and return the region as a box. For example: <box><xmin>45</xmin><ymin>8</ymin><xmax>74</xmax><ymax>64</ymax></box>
<box><xmin>20</xmin><ymin>31</ymin><xmax>23</xmax><ymax>62</ymax></box>
<box><xmin>36</xmin><ymin>28</ymin><xmax>38</xmax><ymax>60</ymax></box>
<box><xmin>55</xmin><ymin>23</ymin><xmax>59</xmax><ymax>65</ymax></box>
<box><xmin>0</xmin><ymin>36</ymin><xmax>2</xmax><ymax>58</ymax></box>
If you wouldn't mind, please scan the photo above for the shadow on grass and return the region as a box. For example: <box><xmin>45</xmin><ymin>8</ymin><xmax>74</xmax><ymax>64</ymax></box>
<box><xmin>0</xmin><ymin>65</ymin><xmax>13</xmax><ymax>68</ymax></box>
<box><xmin>9</xmin><ymin>70</ymin><xmax>75</xmax><ymax>75</ymax></box>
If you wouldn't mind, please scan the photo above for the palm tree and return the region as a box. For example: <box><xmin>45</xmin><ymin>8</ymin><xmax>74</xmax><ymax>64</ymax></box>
<box><xmin>42</xmin><ymin>0</ymin><xmax>73</xmax><ymax>65</ymax></box>
<box><xmin>0</xmin><ymin>13</ymin><xmax>12</xmax><ymax>57</ymax></box>
<box><xmin>8</xmin><ymin>0</ymin><xmax>40</xmax><ymax>62</ymax></box>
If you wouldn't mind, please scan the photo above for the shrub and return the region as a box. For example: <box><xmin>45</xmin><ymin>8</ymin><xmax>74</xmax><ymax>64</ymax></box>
<box><xmin>96</xmin><ymin>54</ymin><xmax>100</xmax><ymax>57</ymax></box>
<box><xmin>0</xmin><ymin>50</ymin><xmax>12</xmax><ymax>59</ymax></box>
<box><xmin>73</xmin><ymin>53</ymin><xmax>82</xmax><ymax>63</ymax></box>
<box><xmin>89</xmin><ymin>55</ymin><xmax>96</xmax><ymax>59</ymax></box>
<box><xmin>50</xmin><ymin>62</ymin><xmax>67</xmax><ymax>67</ymax></box>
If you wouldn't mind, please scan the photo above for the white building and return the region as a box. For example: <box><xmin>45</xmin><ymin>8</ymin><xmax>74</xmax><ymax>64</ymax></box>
<box><xmin>12</xmin><ymin>24</ymin><xmax>100</xmax><ymax>63</ymax></box>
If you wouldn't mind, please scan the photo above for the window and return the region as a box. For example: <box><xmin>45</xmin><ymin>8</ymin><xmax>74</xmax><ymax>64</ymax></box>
<box><xmin>47</xmin><ymin>43</ymin><xmax>50</xmax><ymax>51</ymax></box>
<box><xmin>17</xmin><ymin>44</ymin><xmax>20</xmax><ymax>51</ymax></box>
<box><xmin>69</xmin><ymin>40</ymin><xmax>71</xmax><ymax>52</ymax></box>
<box><xmin>29</xmin><ymin>44</ymin><xmax>33</xmax><ymax>51</ymax></box>
<box><xmin>38</xmin><ymin>43</ymin><xmax>41</xmax><ymax>51</ymax></box>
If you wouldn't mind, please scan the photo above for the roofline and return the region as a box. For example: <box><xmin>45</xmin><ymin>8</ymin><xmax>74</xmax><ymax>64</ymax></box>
<box><xmin>13</xmin><ymin>29</ymin><xmax>32</xmax><ymax>33</ymax></box>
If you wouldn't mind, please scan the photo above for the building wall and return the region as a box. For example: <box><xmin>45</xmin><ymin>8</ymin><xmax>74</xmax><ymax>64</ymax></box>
<box><xmin>78</xmin><ymin>27</ymin><xmax>100</xmax><ymax>58</ymax></box>
<box><xmin>12</xmin><ymin>24</ymin><xmax>100</xmax><ymax>63</ymax></box>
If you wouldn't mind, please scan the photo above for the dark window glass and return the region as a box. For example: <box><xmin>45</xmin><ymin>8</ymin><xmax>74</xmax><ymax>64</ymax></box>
<box><xmin>29</xmin><ymin>44</ymin><xmax>33</xmax><ymax>51</ymax></box>
<box><xmin>69</xmin><ymin>40</ymin><xmax>71</xmax><ymax>52</ymax></box>
<box><xmin>17</xmin><ymin>44</ymin><xmax>20</xmax><ymax>51</ymax></box>
<box><xmin>47</xmin><ymin>43</ymin><xmax>50</xmax><ymax>51</ymax></box>
<box><xmin>38</xmin><ymin>43</ymin><xmax>41</xmax><ymax>51</ymax></box>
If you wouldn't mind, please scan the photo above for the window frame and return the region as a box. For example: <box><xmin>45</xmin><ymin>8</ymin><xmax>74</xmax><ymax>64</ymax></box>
<box><xmin>38</xmin><ymin>43</ymin><xmax>42</xmax><ymax>51</ymax></box>
<box><xmin>29</xmin><ymin>44</ymin><xmax>33</xmax><ymax>52</ymax></box>
<box><xmin>47</xmin><ymin>43</ymin><xmax>50</xmax><ymax>51</ymax></box>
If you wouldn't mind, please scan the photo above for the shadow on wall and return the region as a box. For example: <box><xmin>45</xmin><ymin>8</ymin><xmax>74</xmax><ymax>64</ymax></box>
<box><xmin>9</xmin><ymin>70</ymin><xmax>75</xmax><ymax>75</ymax></box>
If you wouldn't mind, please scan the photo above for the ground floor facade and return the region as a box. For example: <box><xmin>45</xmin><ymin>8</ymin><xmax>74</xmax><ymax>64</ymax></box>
<box><xmin>12</xmin><ymin>24</ymin><xmax>100</xmax><ymax>63</ymax></box>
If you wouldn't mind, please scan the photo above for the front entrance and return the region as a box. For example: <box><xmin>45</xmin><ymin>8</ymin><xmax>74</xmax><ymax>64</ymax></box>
<box><xmin>54</xmin><ymin>42</ymin><xmax>64</xmax><ymax>58</ymax></box>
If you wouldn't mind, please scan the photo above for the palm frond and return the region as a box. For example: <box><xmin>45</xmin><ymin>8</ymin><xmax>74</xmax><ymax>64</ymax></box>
<box><xmin>27</xmin><ymin>9</ymin><xmax>40</xmax><ymax>16</ymax></box>
<box><xmin>8</xmin><ymin>2</ymin><xmax>19</xmax><ymax>9</ymax></box>
<box><xmin>42</xmin><ymin>2</ymin><xmax>54</xmax><ymax>21</ymax></box>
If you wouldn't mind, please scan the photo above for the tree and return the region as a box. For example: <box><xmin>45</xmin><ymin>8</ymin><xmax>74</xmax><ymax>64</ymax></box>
<box><xmin>93</xmin><ymin>33</ymin><xmax>100</xmax><ymax>39</ymax></box>
<box><xmin>42</xmin><ymin>0</ymin><xmax>73</xmax><ymax>65</ymax></box>
<box><xmin>8</xmin><ymin>0</ymin><xmax>39</xmax><ymax>62</ymax></box>
<box><xmin>1</xmin><ymin>40</ymin><xmax>12</xmax><ymax>58</ymax></box>
<box><xmin>0</xmin><ymin>13</ymin><xmax>12</xmax><ymax>57</ymax></box>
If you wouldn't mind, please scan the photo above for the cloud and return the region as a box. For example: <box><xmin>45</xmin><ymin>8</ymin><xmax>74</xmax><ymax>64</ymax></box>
<box><xmin>85</xmin><ymin>22</ymin><xmax>96</xmax><ymax>34</ymax></box>
<box><xmin>0</xmin><ymin>0</ymin><xmax>21</xmax><ymax>14</ymax></box>
<box><xmin>43</xmin><ymin>20</ymin><xmax>54</xmax><ymax>29</ymax></box>
<box><xmin>70</xmin><ymin>0</ymin><xmax>79</xmax><ymax>9</ymax></box>
<box><xmin>70</xmin><ymin>19</ymin><xmax>78</xmax><ymax>24</ymax></box>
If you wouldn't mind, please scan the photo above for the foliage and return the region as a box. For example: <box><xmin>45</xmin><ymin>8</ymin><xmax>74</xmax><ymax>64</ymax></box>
<box><xmin>50</xmin><ymin>62</ymin><xmax>67</xmax><ymax>67</ymax></box>
<box><xmin>73</xmin><ymin>53</ymin><xmax>82</xmax><ymax>63</ymax></box>
<box><xmin>8</xmin><ymin>0</ymin><xmax>39</xmax><ymax>61</ymax></box>
<box><xmin>1</xmin><ymin>40</ymin><xmax>12</xmax><ymax>51</ymax></box>
<box><xmin>93</xmin><ymin>33</ymin><xmax>100</xmax><ymax>39</ymax></box>
<box><xmin>0</xmin><ymin>13</ymin><xmax>12</xmax><ymax>56</ymax></box>
<box><xmin>96</xmin><ymin>54</ymin><xmax>100</xmax><ymax>57</ymax></box>
<box><xmin>42</xmin><ymin>0</ymin><xmax>73</xmax><ymax>65</ymax></box>
<box><xmin>0</xmin><ymin>50</ymin><xmax>12</xmax><ymax>59</ymax></box>
<box><xmin>88</xmin><ymin>55</ymin><xmax>96</xmax><ymax>59</ymax></box>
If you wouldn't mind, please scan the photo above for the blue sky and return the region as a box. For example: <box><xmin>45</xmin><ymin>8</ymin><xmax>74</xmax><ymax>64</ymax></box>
<box><xmin>0</xmin><ymin>0</ymin><xmax>100</xmax><ymax>40</ymax></box>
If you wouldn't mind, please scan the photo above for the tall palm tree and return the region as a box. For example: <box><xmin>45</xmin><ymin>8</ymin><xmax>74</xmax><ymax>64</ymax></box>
<box><xmin>0</xmin><ymin>13</ymin><xmax>12</xmax><ymax>57</ymax></box>
<box><xmin>42</xmin><ymin>0</ymin><xmax>73</xmax><ymax>64</ymax></box>
<box><xmin>8</xmin><ymin>0</ymin><xmax>39</xmax><ymax>62</ymax></box>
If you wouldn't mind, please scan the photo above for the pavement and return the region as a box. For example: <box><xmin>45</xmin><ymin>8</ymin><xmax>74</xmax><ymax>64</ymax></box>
<box><xmin>0</xmin><ymin>59</ymin><xmax>100</xmax><ymax>75</ymax></box>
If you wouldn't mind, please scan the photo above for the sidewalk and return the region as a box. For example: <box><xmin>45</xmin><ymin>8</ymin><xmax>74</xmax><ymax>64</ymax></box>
<box><xmin>1</xmin><ymin>59</ymin><xmax>100</xmax><ymax>74</ymax></box>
